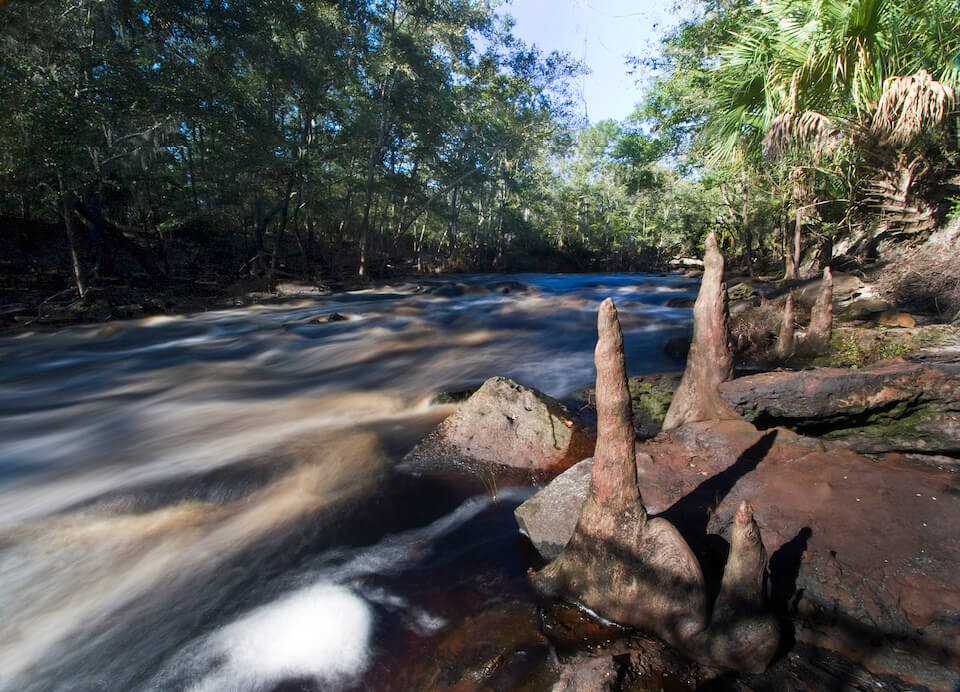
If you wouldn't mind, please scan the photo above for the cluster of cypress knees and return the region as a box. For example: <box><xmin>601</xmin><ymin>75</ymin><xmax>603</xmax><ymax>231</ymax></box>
<box><xmin>528</xmin><ymin>233</ymin><xmax>831</xmax><ymax>673</ymax></box>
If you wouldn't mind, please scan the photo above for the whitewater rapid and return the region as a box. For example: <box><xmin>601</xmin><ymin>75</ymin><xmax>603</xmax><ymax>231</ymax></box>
<box><xmin>0</xmin><ymin>273</ymin><xmax>696</xmax><ymax>691</ymax></box>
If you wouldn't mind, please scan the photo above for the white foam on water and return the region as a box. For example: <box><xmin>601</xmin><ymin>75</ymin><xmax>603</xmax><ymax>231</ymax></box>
<box><xmin>171</xmin><ymin>584</ymin><xmax>372</xmax><ymax>692</ymax></box>
<box><xmin>318</xmin><ymin>487</ymin><xmax>531</xmax><ymax>583</ymax></box>
<box><xmin>364</xmin><ymin>588</ymin><xmax>447</xmax><ymax>636</ymax></box>
<box><xmin>147</xmin><ymin>490</ymin><xmax>523</xmax><ymax>691</ymax></box>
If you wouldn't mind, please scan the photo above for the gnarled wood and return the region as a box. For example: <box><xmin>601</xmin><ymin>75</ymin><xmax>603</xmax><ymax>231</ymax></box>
<box><xmin>776</xmin><ymin>293</ymin><xmax>795</xmax><ymax>359</ymax></box>
<box><xmin>662</xmin><ymin>233</ymin><xmax>738</xmax><ymax>431</ymax></box>
<box><xmin>806</xmin><ymin>267</ymin><xmax>833</xmax><ymax>349</ymax></box>
<box><xmin>530</xmin><ymin>298</ymin><xmax>707</xmax><ymax>647</ymax></box>
<box><xmin>528</xmin><ymin>300</ymin><xmax>780</xmax><ymax>673</ymax></box>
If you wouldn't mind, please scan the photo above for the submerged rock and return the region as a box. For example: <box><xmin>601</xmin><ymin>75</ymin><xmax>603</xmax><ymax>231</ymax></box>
<box><xmin>719</xmin><ymin>359</ymin><xmax>960</xmax><ymax>453</ymax></box>
<box><xmin>396</xmin><ymin>602</ymin><xmax>558</xmax><ymax>691</ymax></box>
<box><xmin>403</xmin><ymin>376</ymin><xmax>595</xmax><ymax>475</ymax></box>
<box><xmin>662</xmin><ymin>334</ymin><xmax>691</xmax><ymax>361</ymax></box>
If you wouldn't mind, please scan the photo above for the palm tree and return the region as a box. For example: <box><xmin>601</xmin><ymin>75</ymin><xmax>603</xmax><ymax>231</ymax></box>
<box><xmin>703</xmin><ymin>0</ymin><xmax>960</xmax><ymax>274</ymax></box>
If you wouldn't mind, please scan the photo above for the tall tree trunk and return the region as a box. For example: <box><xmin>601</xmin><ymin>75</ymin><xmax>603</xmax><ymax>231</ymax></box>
<box><xmin>792</xmin><ymin>206</ymin><xmax>803</xmax><ymax>278</ymax></box>
<box><xmin>740</xmin><ymin>174</ymin><xmax>753</xmax><ymax>276</ymax></box>
<box><xmin>358</xmin><ymin>34</ymin><xmax>398</xmax><ymax>278</ymax></box>
<box><xmin>784</xmin><ymin>206</ymin><xmax>801</xmax><ymax>280</ymax></box>
<box><xmin>267</xmin><ymin>174</ymin><xmax>298</xmax><ymax>284</ymax></box>
<box><xmin>58</xmin><ymin>174</ymin><xmax>87</xmax><ymax>299</ymax></box>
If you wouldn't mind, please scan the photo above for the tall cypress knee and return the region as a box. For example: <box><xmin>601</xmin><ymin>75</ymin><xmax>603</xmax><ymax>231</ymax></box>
<box><xmin>662</xmin><ymin>233</ymin><xmax>738</xmax><ymax>431</ymax></box>
<box><xmin>807</xmin><ymin>267</ymin><xmax>833</xmax><ymax>349</ymax></box>
<box><xmin>776</xmin><ymin>293</ymin><xmax>795</xmax><ymax>359</ymax></box>
<box><xmin>530</xmin><ymin>298</ymin><xmax>707</xmax><ymax>647</ymax></box>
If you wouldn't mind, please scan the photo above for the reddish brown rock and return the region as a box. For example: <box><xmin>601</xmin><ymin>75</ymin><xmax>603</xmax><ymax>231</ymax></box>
<box><xmin>662</xmin><ymin>233</ymin><xmax>738</xmax><ymax>431</ymax></box>
<box><xmin>518</xmin><ymin>418</ymin><xmax>960</xmax><ymax>688</ymax></box>
<box><xmin>806</xmin><ymin>267</ymin><xmax>833</xmax><ymax>348</ymax></box>
<box><xmin>530</xmin><ymin>300</ymin><xmax>780</xmax><ymax>674</ymax></box>
<box><xmin>776</xmin><ymin>293</ymin><xmax>795</xmax><ymax>359</ymax></box>
<box><xmin>403</xmin><ymin>376</ymin><xmax>595</xmax><ymax>474</ymax></box>
<box><xmin>718</xmin><ymin>359</ymin><xmax>960</xmax><ymax>453</ymax></box>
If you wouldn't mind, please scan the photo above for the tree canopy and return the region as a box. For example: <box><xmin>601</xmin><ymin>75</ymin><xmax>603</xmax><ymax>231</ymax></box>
<box><xmin>1</xmin><ymin>0</ymin><xmax>958</xmax><ymax>308</ymax></box>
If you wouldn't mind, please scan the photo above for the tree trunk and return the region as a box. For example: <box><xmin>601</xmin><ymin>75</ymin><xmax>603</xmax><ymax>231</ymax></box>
<box><xmin>784</xmin><ymin>207</ymin><xmax>801</xmax><ymax>279</ymax></box>
<box><xmin>792</xmin><ymin>206</ymin><xmax>803</xmax><ymax>278</ymax></box>
<box><xmin>58</xmin><ymin>174</ymin><xmax>87</xmax><ymax>299</ymax></box>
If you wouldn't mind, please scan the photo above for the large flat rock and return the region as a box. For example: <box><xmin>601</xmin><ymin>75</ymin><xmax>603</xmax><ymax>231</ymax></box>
<box><xmin>515</xmin><ymin>419</ymin><xmax>960</xmax><ymax>688</ymax></box>
<box><xmin>404</xmin><ymin>376</ymin><xmax>595</xmax><ymax>475</ymax></box>
<box><xmin>719</xmin><ymin>359</ymin><xmax>960</xmax><ymax>453</ymax></box>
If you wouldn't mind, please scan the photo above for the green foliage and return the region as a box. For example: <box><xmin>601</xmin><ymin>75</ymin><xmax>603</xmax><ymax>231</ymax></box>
<box><xmin>5</xmin><ymin>0</ymin><xmax>957</xmax><ymax>297</ymax></box>
<box><xmin>826</xmin><ymin>327</ymin><xmax>928</xmax><ymax>368</ymax></box>
<box><xmin>0</xmin><ymin>0</ymin><xmax>605</xmax><ymax>290</ymax></box>
<box><xmin>637</xmin><ymin>0</ymin><xmax>960</xmax><ymax>274</ymax></box>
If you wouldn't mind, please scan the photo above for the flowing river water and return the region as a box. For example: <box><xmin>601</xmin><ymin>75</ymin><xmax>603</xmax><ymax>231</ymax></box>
<box><xmin>0</xmin><ymin>273</ymin><xmax>698</xmax><ymax>691</ymax></box>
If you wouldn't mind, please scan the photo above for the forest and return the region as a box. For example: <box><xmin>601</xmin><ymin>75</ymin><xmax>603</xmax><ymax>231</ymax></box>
<box><xmin>4</xmin><ymin>2</ymin><xmax>960</xmax><ymax>690</ymax></box>
<box><xmin>1</xmin><ymin>0</ymin><xmax>959</xmax><ymax>316</ymax></box>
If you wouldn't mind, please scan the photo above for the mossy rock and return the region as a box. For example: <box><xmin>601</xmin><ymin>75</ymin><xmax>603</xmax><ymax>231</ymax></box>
<box><xmin>727</xmin><ymin>282</ymin><xmax>758</xmax><ymax>301</ymax></box>
<box><xmin>575</xmin><ymin>373</ymin><xmax>679</xmax><ymax>439</ymax></box>
<box><xmin>799</xmin><ymin>325</ymin><xmax>959</xmax><ymax>369</ymax></box>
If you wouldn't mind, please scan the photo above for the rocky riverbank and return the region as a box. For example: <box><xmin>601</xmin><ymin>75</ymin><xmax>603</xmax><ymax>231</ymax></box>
<box><xmin>401</xmin><ymin>237</ymin><xmax>960</xmax><ymax>690</ymax></box>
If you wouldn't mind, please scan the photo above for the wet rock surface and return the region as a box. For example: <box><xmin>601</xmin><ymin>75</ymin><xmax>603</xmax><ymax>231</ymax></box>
<box><xmin>403</xmin><ymin>376</ymin><xmax>596</xmax><ymax>475</ymax></box>
<box><xmin>515</xmin><ymin>460</ymin><xmax>592</xmax><ymax>560</ymax></box>
<box><xmin>719</xmin><ymin>358</ymin><xmax>960</xmax><ymax>453</ymax></box>
<box><xmin>390</xmin><ymin>602</ymin><xmax>559</xmax><ymax>691</ymax></box>
<box><xmin>516</xmin><ymin>418</ymin><xmax>960</xmax><ymax>689</ymax></box>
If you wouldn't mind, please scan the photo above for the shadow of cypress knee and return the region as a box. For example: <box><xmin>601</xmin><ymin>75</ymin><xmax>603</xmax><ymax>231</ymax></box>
<box><xmin>766</xmin><ymin>526</ymin><xmax>813</xmax><ymax>661</ymax></box>
<box><xmin>658</xmin><ymin>430</ymin><xmax>779</xmax><ymax>602</ymax></box>
<box><xmin>661</xmin><ymin>430</ymin><xmax>779</xmax><ymax>541</ymax></box>
<box><xmin>768</xmin><ymin>526</ymin><xmax>812</xmax><ymax>616</ymax></box>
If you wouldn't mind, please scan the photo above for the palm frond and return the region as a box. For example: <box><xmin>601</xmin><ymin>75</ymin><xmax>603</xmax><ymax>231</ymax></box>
<box><xmin>763</xmin><ymin>110</ymin><xmax>838</xmax><ymax>159</ymax></box>
<box><xmin>872</xmin><ymin>69</ymin><xmax>957</xmax><ymax>145</ymax></box>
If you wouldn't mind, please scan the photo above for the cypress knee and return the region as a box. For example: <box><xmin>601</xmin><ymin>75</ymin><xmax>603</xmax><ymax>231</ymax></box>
<box><xmin>662</xmin><ymin>233</ymin><xmax>738</xmax><ymax>431</ymax></box>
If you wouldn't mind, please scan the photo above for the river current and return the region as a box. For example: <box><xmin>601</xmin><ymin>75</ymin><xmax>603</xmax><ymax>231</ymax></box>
<box><xmin>0</xmin><ymin>273</ymin><xmax>697</xmax><ymax>691</ymax></box>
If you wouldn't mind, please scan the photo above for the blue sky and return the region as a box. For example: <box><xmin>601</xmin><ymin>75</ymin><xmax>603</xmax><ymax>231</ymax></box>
<box><xmin>502</xmin><ymin>0</ymin><xmax>684</xmax><ymax>124</ymax></box>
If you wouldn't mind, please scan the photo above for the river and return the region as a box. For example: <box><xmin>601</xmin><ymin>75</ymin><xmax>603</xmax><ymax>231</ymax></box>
<box><xmin>0</xmin><ymin>273</ymin><xmax>697</xmax><ymax>691</ymax></box>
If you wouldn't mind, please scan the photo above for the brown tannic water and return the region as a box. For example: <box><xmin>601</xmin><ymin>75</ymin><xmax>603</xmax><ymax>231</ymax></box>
<box><xmin>0</xmin><ymin>273</ymin><xmax>697</xmax><ymax>691</ymax></box>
